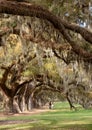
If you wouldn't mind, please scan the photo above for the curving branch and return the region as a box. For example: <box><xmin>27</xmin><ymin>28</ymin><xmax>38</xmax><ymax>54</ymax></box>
<box><xmin>13</xmin><ymin>78</ymin><xmax>33</xmax><ymax>96</ymax></box>
<box><xmin>0</xmin><ymin>0</ymin><xmax>92</xmax><ymax>60</ymax></box>
<box><xmin>60</xmin><ymin>20</ymin><xmax>92</xmax><ymax>45</ymax></box>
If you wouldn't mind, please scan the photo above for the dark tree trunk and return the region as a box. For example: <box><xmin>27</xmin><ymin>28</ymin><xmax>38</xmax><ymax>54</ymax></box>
<box><xmin>66</xmin><ymin>92</ymin><xmax>76</xmax><ymax>110</ymax></box>
<box><xmin>7</xmin><ymin>97</ymin><xmax>21</xmax><ymax>113</ymax></box>
<box><xmin>8</xmin><ymin>98</ymin><xmax>14</xmax><ymax>113</ymax></box>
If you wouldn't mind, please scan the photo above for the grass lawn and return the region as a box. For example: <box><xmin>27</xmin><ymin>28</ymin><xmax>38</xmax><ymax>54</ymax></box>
<box><xmin>0</xmin><ymin>102</ymin><xmax>92</xmax><ymax>130</ymax></box>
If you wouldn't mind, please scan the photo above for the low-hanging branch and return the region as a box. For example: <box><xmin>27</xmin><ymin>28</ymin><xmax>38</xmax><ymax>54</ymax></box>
<box><xmin>0</xmin><ymin>0</ymin><xmax>92</xmax><ymax>59</ymax></box>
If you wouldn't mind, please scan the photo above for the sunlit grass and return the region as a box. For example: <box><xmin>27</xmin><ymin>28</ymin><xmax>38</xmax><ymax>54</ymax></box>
<box><xmin>0</xmin><ymin>102</ymin><xmax>92</xmax><ymax>130</ymax></box>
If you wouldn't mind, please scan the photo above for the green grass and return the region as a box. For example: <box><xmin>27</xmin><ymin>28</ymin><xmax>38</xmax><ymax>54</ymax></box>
<box><xmin>0</xmin><ymin>102</ymin><xmax>92</xmax><ymax>130</ymax></box>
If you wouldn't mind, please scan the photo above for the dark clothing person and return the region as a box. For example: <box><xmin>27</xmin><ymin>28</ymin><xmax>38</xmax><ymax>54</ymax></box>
<box><xmin>49</xmin><ymin>101</ymin><xmax>53</xmax><ymax>109</ymax></box>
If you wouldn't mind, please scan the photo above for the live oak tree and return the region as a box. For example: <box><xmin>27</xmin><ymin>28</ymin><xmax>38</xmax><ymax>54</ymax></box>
<box><xmin>0</xmin><ymin>52</ymin><xmax>36</xmax><ymax>113</ymax></box>
<box><xmin>0</xmin><ymin>0</ymin><xmax>92</xmax><ymax>111</ymax></box>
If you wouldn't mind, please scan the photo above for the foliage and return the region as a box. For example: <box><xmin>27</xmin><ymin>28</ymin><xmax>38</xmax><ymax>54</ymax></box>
<box><xmin>0</xmin><ymin>0</ymin><xmax>92</xmax><ymax>112</ymax></box>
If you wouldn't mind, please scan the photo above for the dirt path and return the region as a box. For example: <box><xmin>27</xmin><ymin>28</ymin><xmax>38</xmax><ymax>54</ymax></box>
<box><xmin>0</xmin><ymin>108</ymin><xmax>50</xmax><ymax>116</ymax></box>
<box><xmin>0</xmin><ymin>108</ymin><xmax>51</xmax><ymax>125</ymax></box>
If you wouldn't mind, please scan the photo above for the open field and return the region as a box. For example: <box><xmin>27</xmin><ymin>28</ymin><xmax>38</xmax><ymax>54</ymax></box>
<box><xmin>0</xmin><ymin>102</ymin><xmax>92</xmax><ymax>130</ymax></box>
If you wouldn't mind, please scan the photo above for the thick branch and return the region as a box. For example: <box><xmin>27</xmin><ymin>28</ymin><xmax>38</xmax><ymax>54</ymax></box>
<box><xmin>0</xmin><ymin>83</ymin><xmax>12</xmax><ymax>97</ymax></box>
<box><xmin>61</xmin><ymin>20</ymin><xmax>92</xmax><ymax>45</ymax></box>
<box><xmin>13</xmin><ymin>78</ymin><xmax>33</xmax><ymax>96</ymax></box>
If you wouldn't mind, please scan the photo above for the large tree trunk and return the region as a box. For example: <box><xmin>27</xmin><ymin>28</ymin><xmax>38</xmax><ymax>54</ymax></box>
<box><xmin>6</xmin><ymin>97</ymin><xmax>21</xmax><ymax>113</ymax></box>
<box><xmin>26</xmin><ymin>96</ymin><xmax>33</xmax><ymax>111</ymax></box>
<box><xmin>13</xmin><ymin>97</ymin><xmax>22</xmax><ymax>113</ymax></box>
<box><xmin>8</xmin><ymin>98</ymin><xmax>14</xmax><ymax>113</ymax></box>
<box><xmin>18</xmin><ymin>96</ymin><xmax>26</xmax><ymax>112</ymax></box>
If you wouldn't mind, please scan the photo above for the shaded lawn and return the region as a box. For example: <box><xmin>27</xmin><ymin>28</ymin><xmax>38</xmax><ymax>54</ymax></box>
<box><xmin>0</xmin><ymin>102</ymin><xmax>92</xmax><ymax>130</ymax></box>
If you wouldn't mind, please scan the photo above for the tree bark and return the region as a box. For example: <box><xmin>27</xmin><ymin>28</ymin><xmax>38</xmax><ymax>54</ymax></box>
<box><xmin>8</xmin><ymin>98</ymin><xmax>14</xmax><ymax>113</ymax></box>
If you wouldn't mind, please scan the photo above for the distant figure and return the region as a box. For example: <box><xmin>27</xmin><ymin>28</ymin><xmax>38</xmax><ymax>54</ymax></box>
<box><xmin>49</xmin><ymin>101</ymin><xmax>54</xmax><ymax>109</ymax></box>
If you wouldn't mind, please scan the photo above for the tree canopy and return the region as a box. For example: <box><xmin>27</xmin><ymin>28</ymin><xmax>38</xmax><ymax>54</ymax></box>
<box><xmin>0</xmin><ymin>0</ymin><xmax>92</xmax><ymax>112</ymax></box>
<box><xmin>0</xmin><ymin>0</ymin><xmax>92</xmax><ymax>60</ymax></box>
